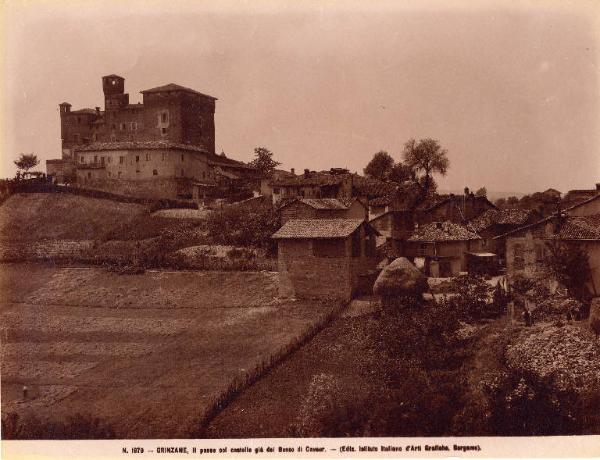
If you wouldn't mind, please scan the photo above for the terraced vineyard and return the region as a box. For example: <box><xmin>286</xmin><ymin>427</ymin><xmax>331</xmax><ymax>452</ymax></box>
<box><xmin>0</xmin><ymin>263</ymin><xmax>334</xmax><ymax>438</ymax></box>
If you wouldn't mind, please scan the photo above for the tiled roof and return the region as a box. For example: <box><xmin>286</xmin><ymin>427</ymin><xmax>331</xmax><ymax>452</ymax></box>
<box><xmin>140</xmin><ymin>83</ymin><xmax>217</xmax><ymax>100</ymax></box>
<box><xmin>408</xmin><ymin>221</ymin><xmax>481</xmax><ymax>242</ymax></box>
<box><xmin>272</xmin><ymin>219</ymin><xmax>367</xmax><ymax>239</ymax></box>
<box><xmin>282</xmin><ymin>198</ymin><xmax>355</xmax><ymax>211</ymax></box>
<box><xmin>352</xmin><ymin>175</ymin><xmax>397</xmax><ymax>197</ymax></box>
<box><xmin>102</xmin><ymin>74</ymin><xmax>124</xmax><ymax>79</ymax></box>
<box><xmin>208</xmin><ymin>157</ymin><xmax>257</xmax><ymax>171</ymax></box>
<box><xmin>270</xmin><ymin>172</ymin><xmax>347</xmax><ymax>187</ymax></box>
<box><xmin>469</xmin><ymin>208</ymin><xmax>533</xmax><ymax>232</ymax></box>
<box><xmin>71</xmin><ymin>108</ymin><xmax>99</xmax><ymax>115</ymax></box>
<box><xmin>555</xmin><ymin>215</ymin><xmax>600</xmax><ymax>240</ymax></box>
<box><xmin>368</xmin><ymin>194</ymin><xmax>393</xmax><ymax>207</ymax></box>
<box><xmin>74</xmin><ymin>141</ymin><xmax>209</xmax><ymax>153</ymax></box>
<box><xmin>421</xmin><ymin>194</ymin><xmax>497</xmax><ymax>212</ymax></box>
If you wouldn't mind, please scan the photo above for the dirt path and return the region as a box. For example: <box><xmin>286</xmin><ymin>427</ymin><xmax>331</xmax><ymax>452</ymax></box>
<box><xmin>457</xmin><ymin>315</ymin><xmax>519</xmax><ymax>434</ymax></box>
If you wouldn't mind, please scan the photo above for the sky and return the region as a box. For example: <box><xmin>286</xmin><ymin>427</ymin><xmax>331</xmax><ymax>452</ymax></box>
<box><xmin>2</xmin><ymin>0</ymin><xmax>599</xmax><ymax>194</ymax></box>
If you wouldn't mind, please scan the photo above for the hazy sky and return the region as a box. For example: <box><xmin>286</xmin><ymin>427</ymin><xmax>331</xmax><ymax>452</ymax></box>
<box><xmin>2</xmin><ymin>0</ymin><xmax>599</xmax><ymax>194</ymax></box>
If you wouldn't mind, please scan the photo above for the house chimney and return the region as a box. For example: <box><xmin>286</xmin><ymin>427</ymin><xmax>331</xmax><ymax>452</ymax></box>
<box><xmin>304</xmin><ymin>168</ymin><xmax>309</xmax><ymax>178</ymax></box>
<box><xmin>596</xmin><ymin>183</ymin><xmax>600</xmax><ymax>191</ymax></box>
<box><xmin>291</xmin><ymin>168</ymin><xmax>295</xmax><ymax>175</ymax></box>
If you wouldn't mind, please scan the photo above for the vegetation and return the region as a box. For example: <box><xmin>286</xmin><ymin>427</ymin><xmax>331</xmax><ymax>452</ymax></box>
<box><xmin>438</xmin><ymin>274</ymin><xmax>504</xmax><ymax>320</ymax></box>
<box><xmin>544</xmin><ymin>241</ymin><xmax>591</xmax><ymax>302</ymax></box>
<box><xmin>14</xmin><ymin>153</ymin><xmax>39</xmax><ymax>175</ymax></box>
<box><xmin>206</xmin><ymin>200</ymin><xmax>279</xmax><ymax>251</ymax></box>
<box><xmin>362</xmin><ymin>138</ymin><xmax>450</xmax><ymax>208</ymax></box>
<box><xmin>2</xmin><ymin>412</ymin><xmax>116</xmax><ymax>439</ymax></box>
<box><xmin>475</xmin><ymin>186</ymin><xmax>487</xmax><ymax>197</ymax></box>
<box><xmin>363</xmin><ymin>150</ymin><xmax>395</xmax><ymax>180</ymax></box>
<box><xmin>249</xmin><ymin>147</ymin><xmax>280</xmax><ymax>177</ymax></box>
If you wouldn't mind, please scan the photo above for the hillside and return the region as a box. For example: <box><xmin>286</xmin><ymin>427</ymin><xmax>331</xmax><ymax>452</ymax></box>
<box><xmin>0</xmin><ymin>193</ymin><xmax>146</xmax><ymax>242</ymax></box>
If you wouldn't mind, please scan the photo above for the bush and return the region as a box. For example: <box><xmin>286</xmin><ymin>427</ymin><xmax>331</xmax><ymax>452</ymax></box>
<box><xmin>2</xmin><ymin>412</ymin><xmax>116</xmax><ymax>439</ymax></box>
<box><xmin>206</xmin><ymin>201</ymin><xmax>279</xmax><ymax>250</ymax></box>
<box><xmin>442</xmin><ymin>274</ymin><xmax>499</xmax><ymax>320</ymax></box>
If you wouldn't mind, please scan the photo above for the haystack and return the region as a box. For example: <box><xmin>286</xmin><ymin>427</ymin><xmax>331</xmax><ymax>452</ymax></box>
<box><xmin>373</xmin><ymin>257</ymin><xmax>427</xmax><ymax>307</ymax></box>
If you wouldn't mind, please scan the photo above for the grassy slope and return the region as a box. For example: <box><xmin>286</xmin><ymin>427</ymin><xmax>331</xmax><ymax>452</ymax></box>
<box><xmin>0</xmin><ymin>193</ymin><xmax>146</xmax><ymax>241</ymax></box>
<box><xmin>0</xmin><ymin>264</ymin><xmax>333</xmax><ymax>438</ymax></box>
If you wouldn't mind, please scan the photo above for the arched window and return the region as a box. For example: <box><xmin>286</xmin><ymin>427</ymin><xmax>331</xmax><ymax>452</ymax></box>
<box><xmin>153</xmin><ymin>169</ymin><xmax>158</xmax><ymax>176</ymax></box>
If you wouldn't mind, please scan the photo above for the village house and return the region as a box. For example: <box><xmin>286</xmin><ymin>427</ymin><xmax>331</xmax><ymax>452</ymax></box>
<box><xmin>468</xmin><ymin>208</ymin><xmax>542</xmax><ymax>263</ymax></box>
<box><xmin>562</xmin><ymin>184</ymin><xmax>600</xmax><ymax>208</ymax></box>
<box><xmin>46</xmin><ymin>74</ymin><xmax>256</xmax><ymax>199</ymax></box>
<box><xmin>415</xmin><ymin>189</ymin><xmax>497</xmax><ymax>225</ymax></box>
<box><xmin>272</xmin><ymin>219</ymin><xmax>379</xmax><ymax>301</ymax></box>
<box><xmin>278</xmin><ymin>198</ymin><xmax>367</xmax><ymax>225</ymax></box>
<box><xmin>501</xmin><ymin>213</ymin><xmax>600</xmax><ymax>297</ymax></box>
<box><xmin>404</xmin><ymin>221</ymin><xmax>485</xmax><ymax>277</ymax></box>
<box><xmin>266</xmin><ymin>168</ymin><xmax>396</xmax><ymax>212</ymax></box>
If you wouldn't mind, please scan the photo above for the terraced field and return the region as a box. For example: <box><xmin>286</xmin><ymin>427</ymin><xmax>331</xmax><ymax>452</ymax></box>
<box><xmin>0</xmin><ymin>263</ymin><xmax>334</xmax><ymax>438</ymax></box>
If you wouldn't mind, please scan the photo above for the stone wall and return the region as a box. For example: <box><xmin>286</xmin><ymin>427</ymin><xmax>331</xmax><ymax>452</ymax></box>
<box><xmin>277</xmin><ymin>239</ymin><xmax>353</xmax><ymax>301</ymax></box>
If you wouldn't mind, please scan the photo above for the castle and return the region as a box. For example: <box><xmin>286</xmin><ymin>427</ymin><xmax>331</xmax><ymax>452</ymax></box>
<box><xmin>47</xmin><ymin>74</ymin><xmax>256</xmax><ymax>199</ymax></box>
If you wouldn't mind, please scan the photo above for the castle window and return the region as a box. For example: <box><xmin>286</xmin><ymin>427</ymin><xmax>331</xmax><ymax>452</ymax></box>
<box><xmin>80</xmin><ymin>156</ymin><xmax>85</xmax><ymax>164</ymax></box>
<box><xmin>146</xmin><ymin>154</ymin><xmax>150</xmax><ymax>161</ymax></box>
<box><xmin>161</xmin><ymin>113</ymin><xmax>168</xmax><ymax>123</ymax></box>
<box><xmin>110</xmin><ymin>134</ymin><xmax>116</xmax><ymax>142</ymax></box>
<box><xmin>130</xmin><ymin>122</ymin><xmax>137</xmax><ymax>131</ymax></box>
<box><xmin>87</xmin><ymin>172</ymin><xmax>91</xmax><ymax>179</ymax></box>
<box><xmin>135</xmin><ymin>155</ymin><xmax>139</xmax><ymax>162</ymax></box>
<box><xmin>118</xmin><ymin>171</ymin><xmax>121</xmax><ymax>177</ymax></box>
<box><xmin>153</xmin><ymin>169</ymin><xmax>158</xmax><ymax>176</ymax></box>
<box><xmin>161</xmin><ymin>127</ymin><xmax>168</xmax><ymax>135</ymax></box>
<box><xmin>101</xmin><ymin>156</ymin><xmax>105</xmax><ymax>165</ymax></box>
<box><xmin>119</xmin><ymin>123</ymin><xmax>126</xmax><ymax>131</ymax></box>
<box><xmin>162</xmin><ymin>153</ymin><xmax>166</xmax><ymax>161</ymax></box>
<box><xmin>181</xmin><ymin>154</ymin><xmax>184</xmax><ymax>162</ymax></box>
<box><xmin>94</xmin><ymin>155</ymin><xmax>98</xmax><ymax>163</ymax></box>
<box><xmin>119</xmin><ymin>156</ymin><xmax>124</xmax><ymax>164</ymax></box>
<box><xmin>108</xmin><ymin>157</ymin><xmax>112</xmax><ymax>164</ymax></box>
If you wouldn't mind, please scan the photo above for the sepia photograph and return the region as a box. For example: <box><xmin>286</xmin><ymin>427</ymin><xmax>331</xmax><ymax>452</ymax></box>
<box><xmin>1</xmin><ymin>0</ymin><xmax>600</xmax><ymax>458</ymax></box>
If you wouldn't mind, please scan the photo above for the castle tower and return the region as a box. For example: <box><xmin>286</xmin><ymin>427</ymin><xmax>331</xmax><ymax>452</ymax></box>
<box><xmin>102</xmin><ymin>74</ymin><xmax>129</xmax><ymax>111</ymax></box>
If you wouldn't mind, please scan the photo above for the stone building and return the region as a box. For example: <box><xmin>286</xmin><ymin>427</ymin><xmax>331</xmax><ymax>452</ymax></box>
<box><xmin>46</xmin><ymin>74</ymin><xmax>255</xmax><ymax>199</ymax></box>
<box><xmin>278</xmin><ymin>198</ymin><xmax>367</xmax><ymax>225</ymax></box>
<box><xmin>468</xmin><ymin>208</ymin><xmax>542</xmax><ymax>263</ymax></box>
<box><xmin>502</xmin><ymin>213</ymin><xmax>600</xmax><ymax>297</ymax></box>
<box><xmin>404</xmin><ymin>221</ymin><xmax>484</xmax><ymax>277</ymax></box>
<box><xmin>272</xmin><ymin>219</ymin><xmax>379</xmax><ymax>301</ymax></box>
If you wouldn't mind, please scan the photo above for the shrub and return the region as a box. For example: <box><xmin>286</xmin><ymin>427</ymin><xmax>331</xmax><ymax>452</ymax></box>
<box><xmin>206</xmin><ymin>201</ymin><xmax>279</xmax><ymax>250</ymax></box>
<box><xmin>443</xmin><ymin>274</ymin><xmax>499</xmax><ymax>320</ymax></box>
<box><xmin>2</xmin><ymin>412</ymin><xmax>116</xmax><ymax>439</ymax></box>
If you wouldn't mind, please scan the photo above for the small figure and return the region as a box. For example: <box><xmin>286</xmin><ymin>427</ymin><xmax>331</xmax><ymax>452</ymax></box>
<box><xmin>23</xmin><ymin>385</ymin><xmax>28</xmax><ymax>400</ymax></box>
<box><xmin>523</xmin><ymin>309</ymin><xmax>533</xmax><ymax>327</ymax></box>
<box><xmin>566</xmin><ymin>310</ymin><xmax>572</xmax><ymax>322</ymax></box>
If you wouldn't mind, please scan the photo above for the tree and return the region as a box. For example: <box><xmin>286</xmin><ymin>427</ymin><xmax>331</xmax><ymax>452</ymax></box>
<box><xmin>495</xmin><ymin>198</ymin><xmax>507</xmax><ymax>208</ymax></box>
<box><xmin>248</xmin><ymin>147</ymin><xmax>280</xmax><ymax>177</ymax></box>
<box><xmin>475</xmin><ymin>187</ymin><xmax>487</xmax><ymax>197</ymax></box>
<box><xmin>544</xmin><ymin>241</ymin><xmax>591</xmax><ymax>301</ymax></box>
<box><xmin>14</xmin><ymin>153</ymin><xmax>39</xmax><ymax>175</ymax></box>
<box><xmin>364</xmin><ymin>151</ymin><xmax>394</xmax><ymax>180</ymax></box>
<box><xmin>388</xmin><ymin>162</ymin><xmax>412</xmax><ymax>184</ymax></box>
<box><xmin>402</xmin><ymin>138</ymin><xmax>449</xmax><ymax>203</ymax></box>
